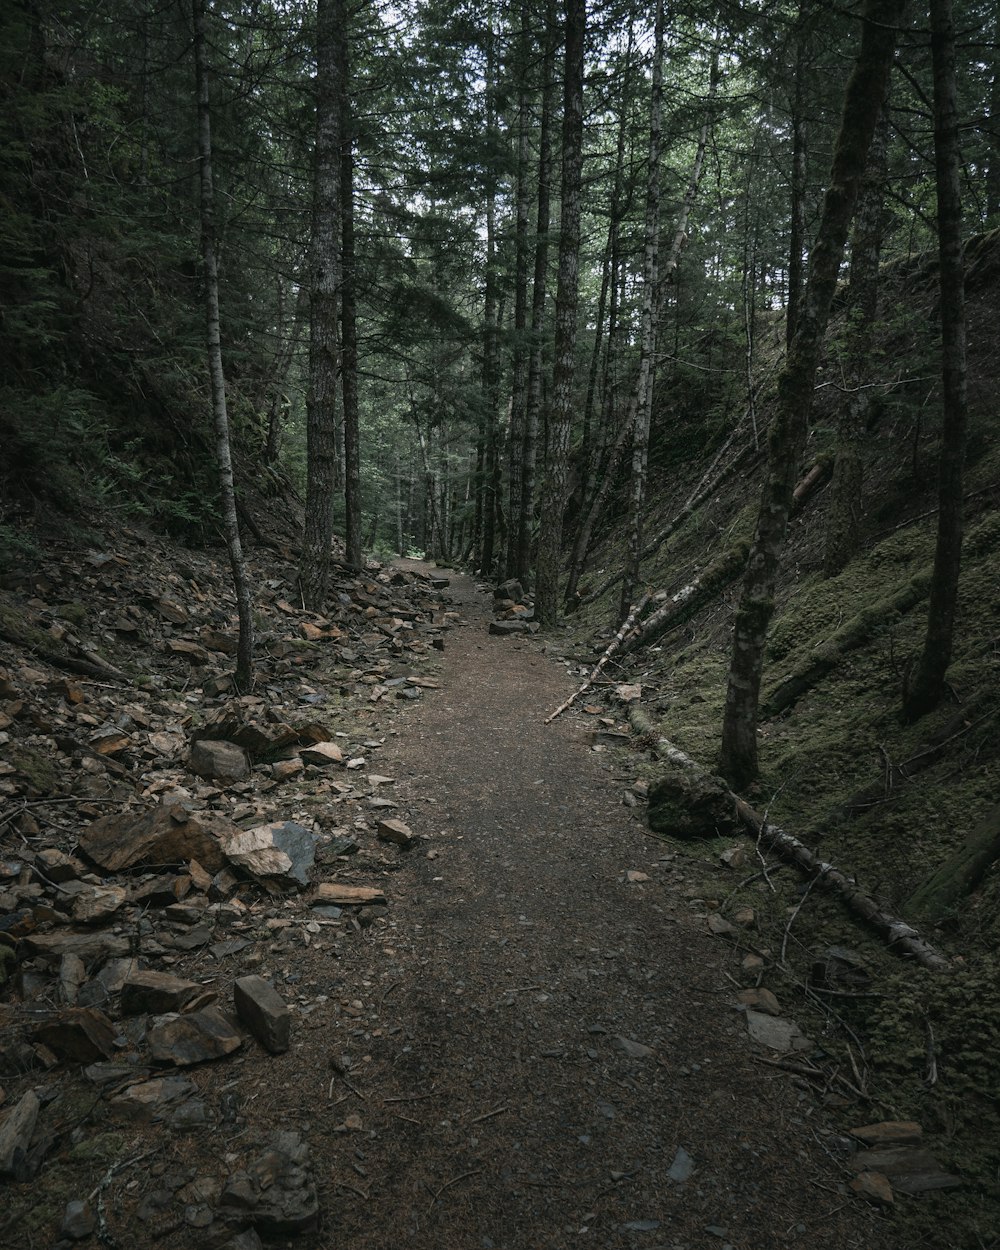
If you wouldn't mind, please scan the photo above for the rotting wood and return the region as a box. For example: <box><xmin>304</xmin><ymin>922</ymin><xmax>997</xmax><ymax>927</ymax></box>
<box><xmin>762</xmin><ymin>570</ymin><xmax>931</xmax><ymax>717</ymax></box>
<box><xmin>640</xmin><ymin>723</ymin><xmax>951</xmax><ymax>971</ymax></box>
<box><xmin>544</xmin><ymin>592</ymin><xmax>651</xmax><ymax>723</ymax></box>
<box><xmin>0</xmin><ymin>622</ymin><xmax>131</xmax><ymax>685</ymax></box>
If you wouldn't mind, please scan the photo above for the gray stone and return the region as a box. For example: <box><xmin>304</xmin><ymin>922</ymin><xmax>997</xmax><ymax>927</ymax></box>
<box><xmin>488</xmin><ymin>619</ymin><xmax>535</xmax><ymax>636</ymax></box>
<box><xmin>494</xmin><ymin>579</ymin><xmax>524</xmax><ymax>603</ymax></box>
<box><xmin>745</xmin><ymin>1010</ymin><xmax>812</xmax><ymax>1052</ymax></box>
<box><xmin>224</xmin><ymin>821</ymin><xmax>318</xmax><ymax>888</ymax></box>
<box><xmin>614</xmin><ymin>1036</ymin><xmax>654</xmax><ymax>1060</ymax></box>
<box><xmin>647</xmin><ymin>761</ymin><xmax>739</xmax><ymax>840</ymax></box>
<box><xmin>234</xmin><ymin>976</ymin><xmax>291</xmax><ymax>1054</ymax></box>
<box><xmin>668</xmin><ymin>1146</ymin><xmax>695</xmax><ymax>1182</ymax></box>
<box><xmin>189</xmin><ymin>739</ymin><xmax>250</xmax><ymax>783</ymax></box>
<box><xmin>0</xmin><ymin>1089</ymin><xmax>40</xmax><ymax>1175</ymax></box>
<box><xmin>60</xmin><ymin>1199</ymin><xmax>96</xmax><ymax>1241</ymax></box>
<box><xmin>147</xmin><ymin>1007</ymin><xmax>242</xmax><ymax>1066</ymax></box>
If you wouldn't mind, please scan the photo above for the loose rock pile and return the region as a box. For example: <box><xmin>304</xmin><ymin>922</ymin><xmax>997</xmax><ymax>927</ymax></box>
<box><xmin>0</xmin><ymin>529</ymin><xmax>454</xmax><ymax>1244</ymax></box>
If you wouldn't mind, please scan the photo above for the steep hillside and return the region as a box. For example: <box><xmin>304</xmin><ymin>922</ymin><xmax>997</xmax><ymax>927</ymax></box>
<box><xmin>564</xmin><ymin>235</ymin><xmax>1000</xmax><ymax>1247</ymax></box>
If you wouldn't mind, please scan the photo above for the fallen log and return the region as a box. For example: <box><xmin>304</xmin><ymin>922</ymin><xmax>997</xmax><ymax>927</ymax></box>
<box><xmin>762</xmin><ymin>570</ymin><xmax>931</xmax><ymax>717</ymax></box>
<box><xmin>618</xmin><ymin>543</ymin><xmax>748</xmax><ymax>657</ymax></box>
<box><xmin>544</xmin><ymin>592</ymin><xmax>652</xmax><ymax>724</ymax></box>
<box><xmin>640</xmin><ymin>725</ymin><xmax>951</xmax><ymax>971</ymax></box>
<box><xmin>905</xmin><ymin>806</ymin><xmax>1000</xmax><ymax>921</ymax></box>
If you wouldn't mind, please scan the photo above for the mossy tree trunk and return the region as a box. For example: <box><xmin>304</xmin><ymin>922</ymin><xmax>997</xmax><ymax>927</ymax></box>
<box><xmin>718</xmin><ymin>0</ymin><xmax>906</xmax><ymax>789</ymax></box>
<box><xmin>903</xmin><ymin>0</ymin><xmax>968</xmax><ymax>722</ymax></box>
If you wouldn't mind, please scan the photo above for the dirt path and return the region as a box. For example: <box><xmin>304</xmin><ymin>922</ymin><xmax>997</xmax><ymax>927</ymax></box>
<box><xmin>309</xmin><ymin>566</ymin><xmax>895</xmax><ymax>1250</ymax></box>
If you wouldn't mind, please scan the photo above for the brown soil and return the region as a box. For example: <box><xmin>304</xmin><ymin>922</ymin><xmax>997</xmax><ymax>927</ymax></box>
<box><xmin>0</xmin><ymin>560</ymin><xmax>902</xmax><ymax>1250</ymax></box>
<box><xmin>290</xmin><ymin>564</ymin><xmax>895</xmax><ymax>1250</ymax></box>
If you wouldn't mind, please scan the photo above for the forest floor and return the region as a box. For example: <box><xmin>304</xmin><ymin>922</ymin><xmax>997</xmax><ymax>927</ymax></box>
<box><xmin>0</xmin><ymin>545</ymin><xmax>936</xmax><ymax>1250</ymax></box>
<box><xmin>300</xmin><ymin>562</ymin><xmax>899</xmax><ymax>1250</ymax></box>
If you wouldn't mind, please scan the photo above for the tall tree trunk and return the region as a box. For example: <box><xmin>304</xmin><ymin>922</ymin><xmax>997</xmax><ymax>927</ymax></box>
<box><xmin>193</xmin><ymin>0</ymin><xmax>253</xmax><ymax>691</ymax></box>
<box><xmin>719</xmin><ymin>0</ymin><xmax>906</xmax><ymax>788</ymax></box>
<box><xmin>534</xmin><ymin>0</ymin><xmax>585</xmax><ymax>628</ymax></box>
<box><xmin>786</xmin><ymin>11</ymin><xmax>809</xmax><ymax>348</ymax></box>
<box><xmin>338</xmin><ymin>0</ymin><xmax>361</xmax><ymax>569</ymax></box>
<box><xmin>564</xmin><ymin>21</ymin><xmax>635</xmax><ymax>607</ymax></box>
<box><xmin>903</xmin><ymin>0</ymin><xmax>967</xmax><ymax>720</ymax></box>
<box><xmin>479</xmin><ymin>14</ymin><xmax>500</xmax><ymax>577</ymax></box>
<box><xmin>515</xmin><ymin>0</ymin><xmax>556</xmax><ymax>588</ymax></box>
<box><xmin>619</xmin><ymin>0</ymin><xmax>665</xmax><ymax>623</ymax></box>
<box><xmin>300</xmin><ymin>0</ymin><xmax>340</xmax><ymax>609</ymax></box>
<box><xmin>823</xmin><ymin>88</ymin><xmax>890</xmax><ymax>577</ymax></box>
<box><xmin>505</xmin><ymin>10</ymin><xmax>532</xmax><ymax>580</ymax></box>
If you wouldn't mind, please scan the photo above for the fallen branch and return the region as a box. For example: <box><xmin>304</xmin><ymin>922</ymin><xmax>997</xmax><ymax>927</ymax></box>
<box><xmin>618</xmin><ymin>543</ymin><xmax>748</xmax><ymax>657</ymax></box>
<box><xmin>646</xmin><ymin>733</ymin><xmax>951</xmax><ymax>971</ymax></box>
<box><xmin>544</xmin><ymin>593</ymin><xmax>651</xmax><ymax>723</ymax></box>
<box><xmin>0</xmin><ymin>622</ymin><xmax>131</xmax><ymax>684</ymax></box>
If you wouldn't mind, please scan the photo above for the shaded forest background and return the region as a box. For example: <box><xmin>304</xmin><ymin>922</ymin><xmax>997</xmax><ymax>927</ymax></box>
<box><xmin>2</xmin><ymin>1</ymin><xmax>1000</xmax><ymax>1240</ymax></box>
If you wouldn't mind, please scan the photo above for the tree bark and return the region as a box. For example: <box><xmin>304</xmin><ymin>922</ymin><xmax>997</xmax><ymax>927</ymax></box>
<box><xmin>619</xmin><ymin>0</ymin><xmax>664</xmax><ymax>624</ymax></box>
<box><xmin>903</xmin><ymin>0</ymin><xmax>967</xmax><ymax>721</ymax></box>
<box><xmin>534</xmin><ymin>0</ymin><xmax>585</xmax><ymax>628</ymax></box>
<box><xmin>300</xmin><ymin>0</ymin><xmax>341</xmax><ymax>609</ymax></box>
<box><xmin>515</xmin><ymin>0</ymin><xmax>557</xmax><ymax>589</ymax></box>
<box><xmin>823</xmin><ymin>88</ymin><xmax>890</xmax><ymax>577</ymax></box>
<box><xmin>193</xmin><ymin>0</ymin><xmax>253</xmax><ymax>691</ymax></box>
<box><xmin>338</xmin><ymin>0</ymin><xmax>361</xmax><ymax>570</ymax></box>
<box><xmin>718</xmin><ymin>0</ymin><xmax>906</xmax><ymax>789</ymax></box>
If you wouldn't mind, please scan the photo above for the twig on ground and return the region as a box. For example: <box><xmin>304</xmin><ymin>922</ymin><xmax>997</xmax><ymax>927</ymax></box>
<box><xmin>467</xmin><ymin>1104</ymin><xmax>509</xmax><ymax>1126</ymax></box>
<box><xmin>426</xmin><ymin>1169</ymin><xmax>482</xmax><ymax>1211</ymax></box>
<box><xmin>780</xmin><ymin>873</ymin><xmax>820</xmax><ymax>966</ymax></box>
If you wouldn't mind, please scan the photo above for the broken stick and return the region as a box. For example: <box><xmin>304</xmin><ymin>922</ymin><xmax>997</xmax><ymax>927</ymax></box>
<box><xmin>544</xmin><ymin>593</ymin><xmax>652</xmax><ymax>724</ymax></box>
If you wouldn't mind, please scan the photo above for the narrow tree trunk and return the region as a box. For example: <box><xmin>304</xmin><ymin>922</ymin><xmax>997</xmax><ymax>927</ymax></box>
<box><xmin>719</xmin><ymin>0</ymin><xmax>906</xmax><ymax>788</ymax></box>
<box><xmin>338</xmin><ymin>0</ymin><xmax>361</xmax><ymax>570</ymax></box>
<box><xmin>903</xmin><ymin>0</ymin><xmax>967</xmax><ymax>721</ymax></box>
<box><xmin>619</xmin><ymin>0</ymin><xmax>665</xmax><ymax>624</ymax></box>
<box><xmin>193</xmin><ymin>0</ymin><xmax>253</xmax><ymax>691</ymax></box>
<box><xmin>786</xmin><ymin>12</ymin><xmax>809</xmax><ymax>348</ymax></box>
<box><xmin>823</xmin><ymin>89</ymin><xmax>890</xmax><ymax>577</ymax></box>
<box><xmin>300</xmin><ymin>0</ymin><xmax>340</xmax><ymax>609</ymax></box>
<box><xmin>505</xmin><ymin>15</ymin><xmax>532</xmax><ymax>580</ymax></box>
<box><xmin>515</xmin><ymin>1</ymin><xmax>556</xmax><ymax>588</ymax></box>
<box><xmin>534</xmin><ymin>0</ymin><xmax>585</xmax><ymax>628</ymax></box>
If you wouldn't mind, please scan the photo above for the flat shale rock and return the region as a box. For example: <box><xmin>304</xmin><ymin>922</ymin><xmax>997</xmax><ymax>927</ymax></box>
<box><xmin>189</xmin><ymin>739</ymin><xmax>250</xmax><ymax>783</ymax></box>
<box><xmin>376</xmin><ymin>817</ymin><xmax>415</xmax><ymax>849</ymax></box>
<box><xmin>78</xmin><ymin>801</ymin><xmax>239</xmax><ymax>873</ymax></box>
<box><xmin>744</xmin><ymin>1010</ymin><xmax>812</xmax><ymax>1053</ymax></box>
<box><xmin>224</xmin><ymin>821</ymin><xmax>318</xmax><ymax>887</ymax></box>
<box><xmin>310</xmin><ymin>882</ymin><xmax>386</xmax><ymax>907</ymax></box>
<box><xmin>488</xmin><ymin>619</ymin><xmax>536</xmax><ymax>636</ymax></box>
<box><xmin>850</xmin><ymin>1171</ymin><xmax>894</xmax><ymax>1204</ymax></box>
<box><xmin>34</xmin><ymin>1006</ymin><xmax>117</xmax><ymax>1062</ymax></box>
<box><xmin>299</xmin><ymin>741</ymin><xmax>344</xmax><ymax>766</ymax></box>
<box><xmin>109</xmin><ymin>1076</ymin><xmax>198</xmax><ymax>1123</ymax></box>
<box><xmin>0</xmin><ymin>1089</ymin><xmax>40</xmax><ymax>1175</ymax></box>
<box><xmin>234</xmin><ymin>975</ymin><xmax>291</xmax><ymax>1054</ymax></box>
<box><xmin>71</xmin><ymin>883</ymin><xmax>127</xmax><ymax>924</ymax></box>
<box><xmin>21</xmin><ymin>930</ymin><xmax>131</xmax><ymax>963</ymax></box>
<box><xmin>148</xmin><ymin>1007</ymin><xmax>242</xmax><ymax>1066</ymax></box>
<box><xmin>121</xmin><ymin>971</ymin><xmax>203</xmax><ymax>1015</ymax></box>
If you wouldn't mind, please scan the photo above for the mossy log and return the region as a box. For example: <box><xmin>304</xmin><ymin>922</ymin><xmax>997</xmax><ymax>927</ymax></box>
<box><xmin>619</xmin><ymin>542</ymin><xmax>749</xmax><ymax>657</ymax></box>
<box><xmin>762</xmin><ymin>569</ymin><xmax>931</xmax><ymax>717</ymax></box>
<box><xmin>639</xmin><ymin>723</ymin><xmax>951</xmax><ymax>971</ymax></box>
<box><xmin>0</xmin><ymin>617</ymin><xmax>130</xmax><ymax>684</ymax></box>
<box><xmin>905</xmin><ymin>806</ymin><xmax>1000</xmax><ymax>921</ymax></box>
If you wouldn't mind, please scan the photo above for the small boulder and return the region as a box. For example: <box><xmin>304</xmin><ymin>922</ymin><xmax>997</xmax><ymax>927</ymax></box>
<box><xmin>234</xmin><ymin>976</ymin><xmax>291</xmax><ymax>1054</ymax></box>
<box><xmin>147</xmin><ymin>1007</ymin><xmax>242</xmax><ymax>1066</ymax></box>
<box><xmin>189</xmin><ymin>739</ymin><xmax>249</xmax><ymax>783</ymax></box>
<box><xmin>376</xmin><ymin>818</ymin><xmax>415</xmax><ymax>849</ymax></box>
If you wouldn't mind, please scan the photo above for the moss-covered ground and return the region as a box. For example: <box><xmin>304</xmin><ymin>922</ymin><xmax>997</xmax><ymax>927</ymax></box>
<box><xmin>562</xmin><ymin>267</ymin><xmax>1000</xmax><ymax>1248</ymax></box>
